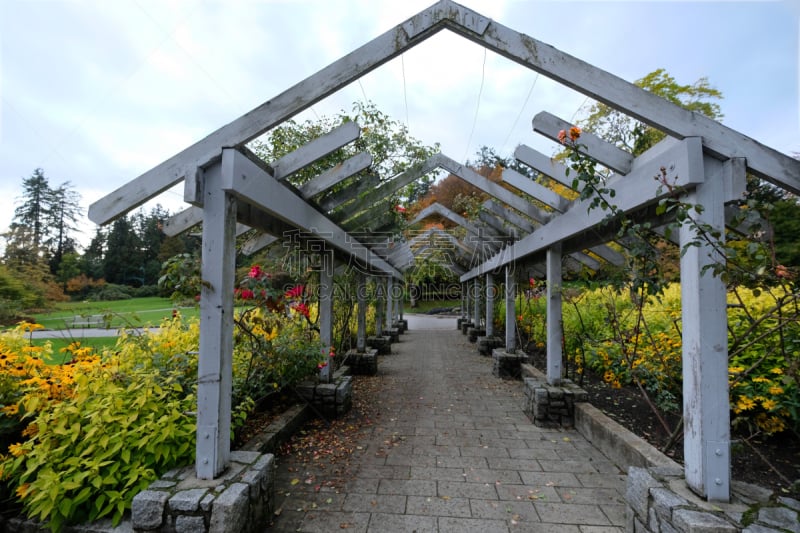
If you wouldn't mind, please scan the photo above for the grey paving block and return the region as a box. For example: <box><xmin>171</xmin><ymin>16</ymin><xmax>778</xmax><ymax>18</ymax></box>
<box><xmin>555</xmin><ymin>487</ymin><xmax>625</xmax><ymax>505</ymax></box>
<box><xmin>407</xmin><ymin>495</ymin><xmax>472</xmax><ymax>516</ymax></box>
<box><xmin>366</xmin><ymin>512</ymin><xmax>437</xmax><ymax>532</ymax></box>
<box><xmin>487</xmin><ymin>457</ymin><xmax>543</xmax><ymax>471</ymax></box>
<box><xmin>438</xmin><ymin>480</ymin><xmax>500</xmax><ymax>499</ymax></box>
<box><xmin>463</xmin><ymin>468</ymin><xmax>522</xmax><ymax>484</ymax></box>
<box><xmin>378</xmin><ymin>478</ymin><xmax>437</xmax><ymax>496</ymax></box>
<box><xmin>460</xmin><ymin>445</ymin><xmax>512</xmax><ymax>458</ymax></box>
<box><xmin>341</xmin><ymin>493</ymin><xmax>406</xmax><ymax>513</ymax></box>
<box><xmin>469</xmin><ymin>499</ymin><xmax>540</xmax><ymax>521</ymax></box>
<box><xmin>438</xmin><ymin>516</ymin><xmax>511</xmax><ymax>532</ymax></box>
<box><xmin>298</xmin><ymin>510</ymin><xmax>370</xmax><ymax>532</ymax></box>
<box><xmin>518</xmin><ymin>471</ymin><xmax>581</xmax><ymax>487</ymax></box>
<box><xmin>437</xmin><ymin>455</ymin><xmax>489</xmax><ymax>469</ymax></box>
<box><xmin>535</xmin><ymin>502</ymin><xmax>612</xmax><ymax>525</ymax></box>
<box><xmin>495</xmin><ymin>484</ymin><xmax>560</xmax><ymax>502</ymax></box>
<box><xmin>410</xmin><ymin>466</ymin><xmax>467</xmax><ymax>481</ymax></box>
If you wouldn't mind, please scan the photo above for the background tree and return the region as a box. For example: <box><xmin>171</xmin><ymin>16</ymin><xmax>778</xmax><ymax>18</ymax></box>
<box><xmin>250</xmin><ymin>100</ymin><xmax>440</xmax><ymax>220</ymax></box>
<box><xmin>103</xmin><ymin>216</ymin><xmax>144</xmax><ymax>285</ymax></box>
<box><xmin>4</xmin><ymin>169</ymin><xmax>83</xmax><ymax>276</ymax></box>
<box><xmin>578</xmin><ymin>68</ymin><xmax>723</xmax><ymax>156</ymax></box>
<box><xmin>45</xmin><ymin>182</ymin><xmax>82</xmax><ymax>275</ymax></box>
<box><xmin>11</xmin><ymin>168</ymin><xmax>51</xmax><ymax>253</ymax></box>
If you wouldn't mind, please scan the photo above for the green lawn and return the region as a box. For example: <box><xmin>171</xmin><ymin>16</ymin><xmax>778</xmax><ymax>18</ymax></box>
<box><xmin>26</xmin><ymin>297</ymin><xmax>198</xmax><ymax>331</ymax></box>
<box><xmin>33</xmin><ymin>337</ymin><xmax>120</xmax><ymax>364</ymax></box>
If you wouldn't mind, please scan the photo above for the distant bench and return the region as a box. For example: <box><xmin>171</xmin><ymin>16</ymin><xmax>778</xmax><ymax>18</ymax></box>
<box><xmin>65</xmin><ymin>315</ymin><xmax>107</xmax><ymax>328</ymax></box>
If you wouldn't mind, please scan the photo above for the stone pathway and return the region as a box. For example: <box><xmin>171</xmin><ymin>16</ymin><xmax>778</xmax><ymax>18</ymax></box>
<box><xmin>267</xmin><ymin>316</ymin><xmax>627</xmax><ymax>532</ymax></box>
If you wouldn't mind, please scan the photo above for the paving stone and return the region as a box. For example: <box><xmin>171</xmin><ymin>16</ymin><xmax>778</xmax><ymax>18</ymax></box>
<box><xmin>266</xmin><ymin>324</ymin><xmax>634</xmax><ymax>533</ymax></box>
<box><xmin>758</xmin><ymin>505</ymin><xmax>800</xmax><ymax>532</ymax></box>
<box><xmin>297</xmin><ymin>510</ymin><xmax>370</xmax><ymax>532</ymax></box>
<box><xmin>463</xmin><ymin>468</ymin><xmax>522</xmax><ymax>484</ymax></box>
<box><xmin>555</xmin><ymin>487</ymin><xmax>625</xmax><ymax>505</ymax></box>
<box><xmin>535</xmin><ymin>502</ymin><xmax>612</xmax><ymax>525</ymax></box>
<box><xmin>495</xmin><ymin>484</ymin><xmax>560</xmax><ymax>502</ymax></box>
<box><xmin>438</xmin><ymin>516</ymin><xmax>511</xmax><ymax>532</ymax></box>
<box><xmin>341</xmin><ymin>493</ymin><xmax>406</xmax><ymax>514</ymax></box>
<box><xmin>377</xmin><ymin>478</ymin><xmax>437</xmax><ymax>496</ymax></box>
<box><xmin>437</xmin><ymin>455</ymin><xmax>489</xmax><ymax>469</ymax></box>
<box><xmin>460</xmin><ymin>445</ymin><xmax>512</xmax><ymax>458</ymax></box>
<box><xmin>518</xmin><ymin>471</ymin><xmax>581</xmax><ymax>487</ymax></box>
<box><xmin>469</xmin><ymin>499</ymin><xmax>540</xmax><ymax>521</ymax></box>
<box><xmin>407</xmin><ymin>495</ymin><xmax>472</xmax><ymax>516</ymax></box>
<box><xmin>486</xmin><ymin>457</ymin><xmax>542</xmax><ymax>471</ymax></box>
<box><xmin>410</xmin><ymin>466</ymin><xmax>467</xmax><ymax>481</ymax></box>
<box><xmin>367</xmin><ymin>512</ymin><xmax>437</xmax><ymax>532</ymax></box>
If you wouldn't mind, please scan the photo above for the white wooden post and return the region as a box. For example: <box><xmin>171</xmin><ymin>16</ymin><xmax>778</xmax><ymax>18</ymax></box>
<box><xmin>505</xmin><ymin>266</ymin><xmax>516</xmax><ymax>352</ymax></box>
<box><xmin>356</xmin><ymin>273</ymin><xmax>367</xmax><ymax>352</ymax></box>
<box><xmin>460</xmin><ymin>283</ymin><xmax>467</xmax><ymax>321</ymax></box>
<box><xmin>385</xmin><ymin>277</ymin><xmax>394</xmax><ymax>331</ymax></box>
<box><xmin>473</xmin><ymin>278</ymin><xmax>482</xmax><ymax>328</ymax></box>
<box><xmin>461</xmin><ymin>281</ymin><xmax>472</xmax><ymax>322</ymax></box>
<box><xmin>375</xmin><ymin>278</ymin><xmax>384</xmax><ymax>335</ymax></box>
<box><xmin>485</xmin><ymin>272</ymin><xmax>494</xmax><ymax>336</ymax></box>
<box><xmin>196</xmin><ymin>161</ymin><xmax>236</xmax><ymax>479</ymax></box>
<box><xmin>546</xmin><ymin>244</ymin><xmax>563</xmax><ymax>385</ymax></box>
<box><xmin>319</xmin><ymin>263</ymin><xmax>334</xmax><ymax>383</ymax></box>
<box><xmin>681</xmin><ymin>157</ymin><xmax>730</xmax><ymax>501</ymax></box>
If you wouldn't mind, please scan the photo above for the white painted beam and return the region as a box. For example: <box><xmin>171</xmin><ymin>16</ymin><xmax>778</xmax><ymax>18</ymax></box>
<box><xmin>298</xmin><ymin>151</ymin><xmax>373</xmax><ymax>198</ymax></box>
<box><xmin>449</xmin><ymin>9</ymin><xmax>799</xmax><ymax>191</ymax></box>
<box><xmin>271</xmin><ymin>122</ymin><xmax>361</xmax><ymax>180</ymax></box>
<box><xmin>532</xmin><ymin>111</ymin><xmax>634</xmax><ymax>175</ymax></box>
<box><xmin>502</xmin><ymin>167</ymin><xmax>570</xmax><ymax>211</ymax></box>
<box><xmin>223</xmin><ymin>148</ymin><xmax>402</xmax><ymax>278</ymax></box>
<box><xmin>460</xmin><ymin>137</ymin><xmax>704</xmax><ymax>281</ymax></box>
<box><xmin>88</xmin><ymin>2</ymin><xmax>456</xmax><ymax>225</ymax></box>
<box><xmin>435</xmin><ymin>154</ymin><xmax>552</xmax><ymax>223</ymax></box>
<box><xmin>483</xmin><ymin>200</ymin><xmax>536</xmax><ymax>233</ymax></box>
<box><xmin>514</xmin><ymin>145</ymin><xmax>582</xmax><ymax>192</ymax></box>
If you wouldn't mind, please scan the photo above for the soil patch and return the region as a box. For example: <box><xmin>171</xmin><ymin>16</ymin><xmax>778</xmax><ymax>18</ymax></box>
<box><xmin>578</xmin><ymin>368</ymin><xmax>800</xmax><ymax>499</ymax></box>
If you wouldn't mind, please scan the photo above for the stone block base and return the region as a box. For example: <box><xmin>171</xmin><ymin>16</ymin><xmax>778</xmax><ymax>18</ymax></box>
<box><xmin>131</xmin><ymin>451</ymin><xmax>275</xmax><ymax>533</ymax></box>
<box><xmin>467</xmin><ymin>327</ymin><xmax>485</xmax><ymax>343</ymax></box>
<box><xmin>460</xmin><ymin>321</ymin><xmax>474</xmax><ymax>334</ymax></box>
<box><xmin>296</xmin><ymin>374</ymin><xmax>353</xmax><ymax>418</ymax></box>
<box><xmin>382</xmin><ymin>328</ymin><xmax>400</xmax><ymax>342</ymax></box>
<box><xmin>523</xmin><ymin>377</ymin><xmax>587</xmax><ymax>428</ymax></box>
<box><xmin>492</xmin><ymin>349</ymin><xmax>525</xmax><ymax>379</ymax></box>
<box><xmin>477</xmin><ymin>336</ymin><xmax>503</xmax><ymax>356</ymax></box>
<box><xmin>367</xmin><ymin>335</ymin><xmax>391</xmax><ymax>355</ymax></box>
<box><xmin>626</xmin><ymin>466</ymin><xmax>798</xmax><ymax>532</ymax></box>
<box><xmin>345</xmin><ymin>348</ymin><xmax>379</xmax><ymax>375</ymax></box>
<box><xmin>393</xmin><ymin>320</ymin><xmax>406</xmax><ymax>334</ymax></box>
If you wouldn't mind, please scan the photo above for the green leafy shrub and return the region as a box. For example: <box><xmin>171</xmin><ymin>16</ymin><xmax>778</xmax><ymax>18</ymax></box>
<box><xmin>1</xmin><ymin>363</ymin><xmax>195</xmax><ymax>531</ymax></box>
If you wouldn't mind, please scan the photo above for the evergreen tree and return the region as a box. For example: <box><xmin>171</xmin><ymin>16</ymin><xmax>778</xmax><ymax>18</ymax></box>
<box><xmin>8</xmin><ymin>168</ymin><xmax>51</xmax><ymax>262</ymax></box>
<box><xmin>103</xmin><ymin>216</ymin><xmax>143</xmax><ymax>284</ymax></box>
<box><xmin>46</xmin><ymin>182</ymin><xmax>83</xmax><ymax>275</ymax></box>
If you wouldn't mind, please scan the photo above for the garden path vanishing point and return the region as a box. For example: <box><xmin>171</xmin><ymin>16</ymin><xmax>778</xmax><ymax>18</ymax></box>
<box><xmin>267</xmin><ymin>314</ymin><xmax>627</xmax><ymax>532</ymax></box>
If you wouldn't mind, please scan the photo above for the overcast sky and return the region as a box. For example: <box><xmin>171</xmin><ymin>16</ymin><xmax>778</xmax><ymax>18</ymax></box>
<box><xmin>1</xmin><ymin>0</ymin><xmax>797</xmax><ymax>250</ymax></box>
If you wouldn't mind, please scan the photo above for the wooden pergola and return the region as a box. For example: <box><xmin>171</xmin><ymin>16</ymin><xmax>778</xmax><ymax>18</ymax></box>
<box><xmin>89</xmin><ymin>0</ymin><xmax>799</xmax><ymax>503</ymax></box>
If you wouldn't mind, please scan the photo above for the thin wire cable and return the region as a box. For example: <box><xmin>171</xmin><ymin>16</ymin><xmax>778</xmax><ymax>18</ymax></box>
<box><xmin>570</xmin><ymin>96</ymin><xmax>590</xmax><ymax>124</ymax></box>
<box><xmin>401</xmin><ymin>54</ymin><xmax>409</xmax><ymax>128</ymax></box>
<box><xmin>463</xmin><ymin>48</ymin><xmax>487</xmax><ymax>163</ymax></box>
<box><xmin>358</xmin><ymin>79</ymin><xmax>369</xmax><ymax>103</ymax></box>
<box><xmin>501</xmin><ymin>73</ymin><xmax>539</xmax><ymax>153</ymax></box>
